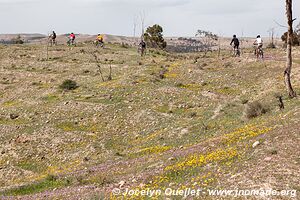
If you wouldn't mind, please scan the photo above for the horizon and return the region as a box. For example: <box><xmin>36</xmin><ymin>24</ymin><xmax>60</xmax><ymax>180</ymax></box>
<box><xmin>0</xmin><ymin>32</ymin><xmax>285</xmax><ymax>39</ymax></box>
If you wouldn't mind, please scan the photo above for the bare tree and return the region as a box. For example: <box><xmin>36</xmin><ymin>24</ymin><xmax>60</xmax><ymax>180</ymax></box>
<box><xmin>284</xmin><ymin>0</ymin><xmax>296</xmax><ymax>98</ymax></box>
<box><xmin>217</xmin><ymin>32</ymin><xmax>223</xmax><ymax>58</ymax></box>
<box><xmin>133</xmin><ymin>15</ymin><xmax>138</xmax><ymax>44</ymax></box>
<box><xmin>217</xmin><ymin>36</ymin><xmax>221</xmax><ymax>57</ymax></box>
<box><xmin>46</xmin><ymin>32</ymin><xmax>50</xmax><ymax>60</ymax></box>
<box><xmin>46</xmin><ymin>41</ymin><xmax>49</xmax><ymax>61</ymax></box>
<box><xmin>268</xmin><ymin>27</ymin><xmax>276</xmax><ymax>48</ymax></box>
<box><xmin>140</xmin><ymin>11</ymin><xmax>146</xmax><ymax>40</ymax></box>
<box><xmin>90</xmin><ymin>51</ymin><xmax>105</xmax><ymax>82</ymax></box>
<box><xmin>195</xmin><ymin>30</ymin><xmax>218</xmax><ymax>56</ymax></box>
<box><xmin>240</xmin><ymin>29</ymin><xmax>244</xmax><ymax>55</ymax></box>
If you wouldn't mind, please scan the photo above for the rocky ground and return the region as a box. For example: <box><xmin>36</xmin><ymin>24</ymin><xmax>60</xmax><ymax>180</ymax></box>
<box><xmin>0</xmin><ymin>42</ymin><xmax>299</xmax><ymax>200</ymax></box>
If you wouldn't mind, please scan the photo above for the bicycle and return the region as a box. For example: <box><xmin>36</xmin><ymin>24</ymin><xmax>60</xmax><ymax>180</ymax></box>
<box><xmin>254</xmin><ymin>45</ymin><xmax>264</xmax><ymax>59</ymax></box>
<box><xmin>94</xmin><ymin>40</ymin><xmax>104</xmax><ymax>48</ymax></box>
<box><xmin>138</xmin><ymin>46</ymin><xmax>146</xmax><ymax>57</ymax></box>
<box><xmin>48</xmin><ymin>37</ymin><xmax>57</xmax><ymax>47</ymax></box>
<box><xmin>67</xmin><ymin>38</ymin><xmax>76</xmax><ymax>47</ymax></box>
<box><xmin>232</xmin><ymin>45</ymin><xmax>240</xmax><ymax>57</ymax></box>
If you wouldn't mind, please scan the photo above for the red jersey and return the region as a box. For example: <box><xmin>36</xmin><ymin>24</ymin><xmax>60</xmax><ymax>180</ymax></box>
<box><xmin>70</xmin><ymin>34</ymin><xmax>75</xmax><ymax>39</ymax></box>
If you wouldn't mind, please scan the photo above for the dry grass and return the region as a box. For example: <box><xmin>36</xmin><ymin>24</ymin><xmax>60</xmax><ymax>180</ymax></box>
<box><xmin>0</xmin><ymin>42</ymin><xmax>299</xmax><ymax>199</ymax></box>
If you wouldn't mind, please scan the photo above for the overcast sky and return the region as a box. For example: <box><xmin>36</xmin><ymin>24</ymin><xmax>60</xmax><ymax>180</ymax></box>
<box><xmin>0</xmin><ymin>0</ymin><xmax>299</xmax><ymax>37</ymax></box>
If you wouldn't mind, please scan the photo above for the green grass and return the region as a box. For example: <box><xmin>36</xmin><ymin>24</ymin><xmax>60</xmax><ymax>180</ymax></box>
<box><xmin>17</xmin><ymin>161</ymin><xmax>47</xmax><ymax>174</ymax></box>
<box><xmin>57</xmin><ymin>121</ymin><xmax>98</xmax><ymax>132</ymax></box>
<box><xmin>293</xmin><ymin>59</ymin><xmax>300</xmax><ymax>64</ymax></box>
<box><xmin>1</xmin><ymin>175</ymin><xmax>70</xmax><ymax>196</ymax></box>
<box><xmin>0</xmin><ymin>117</ymin><xmax>29</xmax><ymax>125</ymax></box>
<box><xmin>41</xmin><ymin>94</ymin><xmax>60</xmax><ymax>102</ymax></box>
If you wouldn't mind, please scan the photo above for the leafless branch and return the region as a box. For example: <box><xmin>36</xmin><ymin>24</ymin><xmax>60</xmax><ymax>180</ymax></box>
<box><xmin>90</xmin><ymin>51</ymin><xmax>105</xmax><ymax>82</ymax></box>
<box><xmin>274</xmin><ymin>20</ymin><xmax>288</xmax><ymax>28</ymax></box>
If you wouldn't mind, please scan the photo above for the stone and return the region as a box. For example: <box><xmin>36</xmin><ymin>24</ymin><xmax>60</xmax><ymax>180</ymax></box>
<box><xmin>10</xmin><ymin>114</ymin><xmax>19</xmax><ymax>120</ymax></box>
<box><xmin>168</xmin><ymin>157</ymin><xmax>175</xmax><ymax>161</ymax></box>
<box><xmin>252</xmin><ymin>141</ymin><xmax>260</xmax><ymax>148</ymax></box>
<box><xmin>264</xmin><ymin>157</ymin><xmax>272</xmax><ymax>161</ymax></box>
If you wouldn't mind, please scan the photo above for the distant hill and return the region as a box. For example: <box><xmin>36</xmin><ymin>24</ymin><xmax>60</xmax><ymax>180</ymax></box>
<box><xmin>0</xmin><ymin>34</ymin><xmax>46</xmax><ymax>43</ymax></box>
<box><xmin>0</xmin><ymin>33</ymin><xmax>137</xmax><ymax>45</ymax></box>
<box><xmin>0</xmin><ymin>33</ymin><xmax>283</xmax><ymax>51</ymax></box>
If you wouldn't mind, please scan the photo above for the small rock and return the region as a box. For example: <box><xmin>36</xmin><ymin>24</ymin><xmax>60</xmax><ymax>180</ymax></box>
<box><xmin>264</xmin><ymin>157</ymin><xmax>272</xmax><ymax>161</ymax></box>
<box><xmin>132</xmin><ymin>179</ymin><xmax>137</xmax><ymax>183</ymax></box>
<box><xmin>168</xmin><ymin>157</ymin><xmax>175</xmax><ymax>161</ymax></box>
<box><xmin>181</xmin><ymin>129</ymin><xmax>189</xmax><ymax>135</ymax></box>
<box><xmin>83</xmin><ymin>157</ymin><xmax>89</xmax><ymax>162</ymax></box>
<box><xmin>252</xmin><ymin>141</ymin><xmax>260</xmax><ymax>148</ymax></box>
<box><xmin>10</xmin><ymin>114</ymin><xmax>19</xmax><ymax>120</ymax></box>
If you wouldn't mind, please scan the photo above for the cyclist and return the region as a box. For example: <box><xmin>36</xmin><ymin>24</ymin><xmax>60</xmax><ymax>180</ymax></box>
<box><xmin>96</xmin><ymin>34</ymin><xmax>104</xmax><ymax>48</ymax></box>
<box><xmin>253</xmin><ymin>35</ymin><xmax>263</xmax><ymax>58</ymax></box>
<box><xmin>230</xmin><ymin>35</ymin><xmax>240</xmax><ymax>56</ymax></box>
<box><xmin>49</xmin><ymin>31</ymin><xmax>57</xmax><ymax>46</ymax></box>
<box><xmin>138</xmin><ymin>40</ymin><xmax>146</xmax><ymax>56</ymax></box>
<box><xmin>68</xmin><ymin>33</ymin><xmax>76</xmax><ymax>46</ymax></box>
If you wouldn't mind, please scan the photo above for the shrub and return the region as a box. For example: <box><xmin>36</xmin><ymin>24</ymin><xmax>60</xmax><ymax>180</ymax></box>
<box><xmin>266</xmin><ymin>43</ymin><xmax>276</xmax><ymax>49</ymax></box>
<box><xmin>175</xmin><ymin>82</ymin><xmax>184</xmax><ymax>87</ymax></box>
<box><xmin>121</xmin><ymin>42</ymin><xmax>129</xmax><ymax>48</ymax></box>
<box><xmin>241</xmin><ymin>99</ymin><xmax>249</xmax><ymax>105</ymax></box>
<box><xmin>244</xmin><ymin>101</ymin><xmax>268</xmax><ymax>119</ymax></box>
<box><xmin>59</xmin><ymin>80</ymin><xmax>78</xmax><ymax>91</ymax></box>
<box><xmin>144</xmin><ymin>24</ymin><xmax>167</xmax><ymax>49</ymax></box>
<box><xmin>281</xmin><ymin>32</ymin><xmax>299</xmax><ymax>46</ymax></box>
<box><xmin>11</xmin><ymin>35</ymin><xmax>24</xmax><ymax>44</ymax></box>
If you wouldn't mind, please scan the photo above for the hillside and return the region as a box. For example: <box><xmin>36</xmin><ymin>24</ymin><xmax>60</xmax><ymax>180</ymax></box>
<box><xmin>0</xmin><ymin>42</ymin><xmax>299</xmax><ymax>199</ymax></box>
<box><xmin>0</xmin><ymin>33</ymin><xmax>281</xmax><ymax>51</ymax></box>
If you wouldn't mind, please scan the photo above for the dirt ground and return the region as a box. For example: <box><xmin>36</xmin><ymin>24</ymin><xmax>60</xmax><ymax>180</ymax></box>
<box><xmin>0</xmin><ymin>41</ymin><xmax>299</xmax><ymax>199</ymax></box>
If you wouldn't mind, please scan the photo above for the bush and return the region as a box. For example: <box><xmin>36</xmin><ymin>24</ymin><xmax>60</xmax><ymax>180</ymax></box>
<box><xmin>121</xmin><ymin>42</ymin><xmax>129</xmax><ymax>48</ymax></box>
<box><xmin>11</xmin><ymin>35</ymin><xmax>24</xmax><ymax>44</ymax></box>
<box><xmin>244</xmin><ymin>101</ymin><xmax>268</xmax><ymax>119</ymax></box>
<box><xmin>144</xmin><ymin>24</ymin><xmax>167</xmax><ymax>49</ymax></box>
<box><xmin>281</xmin><ymin>32</ymin><xmax>299</xmax><ymax>46</ymax></box>
<box><xmin>59</xmin><ymin>80</ymin><xmax>78</xmax><ymax>91</ymax></box>
<box><xmin>266</xmin><ymin>43</ymin><xmax>276</xmax><ymax>49</ymax></box>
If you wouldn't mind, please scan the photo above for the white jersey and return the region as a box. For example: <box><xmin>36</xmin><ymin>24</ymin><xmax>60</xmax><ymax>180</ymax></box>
<box><xmin>256</xmin><ymin>38</ymin><xmax>263</xmax><ymax>45</ymax></box>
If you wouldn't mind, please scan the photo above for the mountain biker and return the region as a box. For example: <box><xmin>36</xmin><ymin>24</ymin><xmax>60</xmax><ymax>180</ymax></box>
<box><xmin>96</xmin><ymin>34</ymin><xmax>104</xmax><ymax>47</ymax></box>
<box><xmin>253</xmin><ymin>35</ymin><xmax>263</xmax><ymax>58</ymax></box>
<box><xmin>230</xmin><ymin>35</ymin><xmax>240</xmax><ymax>56</ymax></box>
<box><xmin>49</xmin><ymin>31</ymin><xmax>56</xmax><ymax>45</ymax></box>
<box><xmin>68</xmin><ymin>33</ymin><xmax>75</xmax><ymax>45</ymax></box>
<box><xmin>139</xmin><ymin>40</ymin><xmax>146</xmax><ymax>56</ymax></box>
<box><xmin>97</xmin><ymin>34</ymin><xmax>103</xmax><ymax>43</ymax></box>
